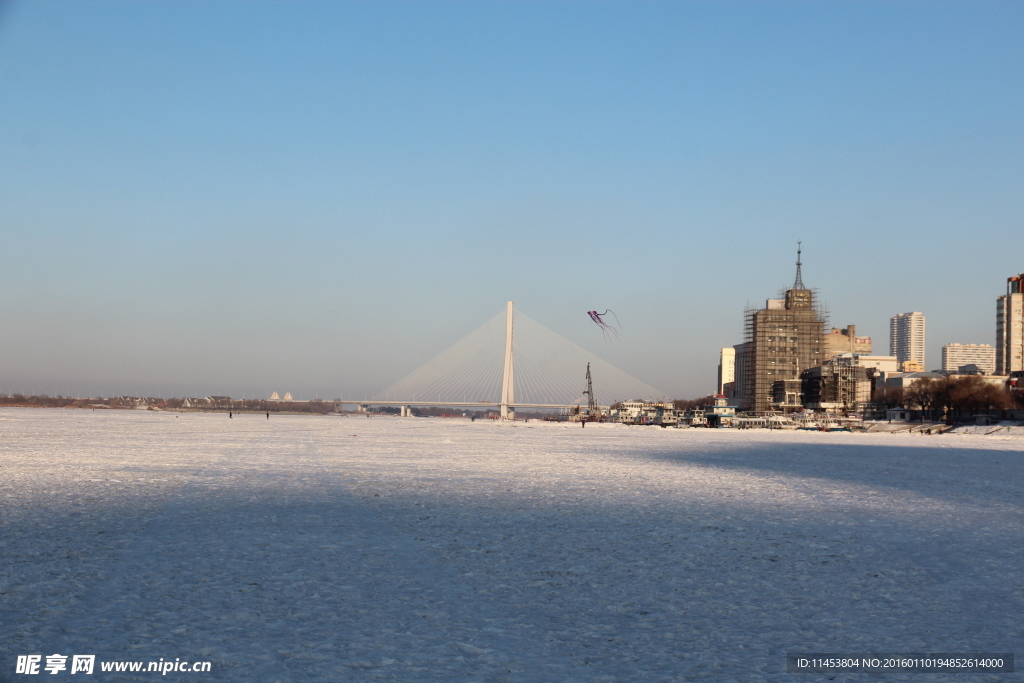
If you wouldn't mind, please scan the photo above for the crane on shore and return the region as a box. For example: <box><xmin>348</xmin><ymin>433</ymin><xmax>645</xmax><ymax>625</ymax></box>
<box><xmin>582</xmin><ymin>362</ymin><xmax>597</xmax><ymax>419</ymax></box>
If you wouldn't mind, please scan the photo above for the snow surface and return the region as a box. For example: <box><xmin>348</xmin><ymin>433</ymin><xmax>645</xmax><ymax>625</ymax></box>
<box><xmin>1</xmin><ymin>408</ymin><xmax>1022</xmax><ymax>682</ymax></box>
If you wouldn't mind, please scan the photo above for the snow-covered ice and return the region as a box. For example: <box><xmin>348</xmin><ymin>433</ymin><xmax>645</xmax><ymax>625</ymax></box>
<box><xmin>1</xmin><ymin>408</ymin><xmax>1021</xmax><ymax>681</ymax></box>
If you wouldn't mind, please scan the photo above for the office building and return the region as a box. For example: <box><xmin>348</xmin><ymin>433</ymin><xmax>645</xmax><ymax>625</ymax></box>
<box><xmin>942</xmin><ymin>343</ymin><xmax>996</xmax><ymax>374</ymax></box>
<box><xmin>823</xmin><ymin>325</ymin><xmax>872</xmax><ymax>358</ymax></box>
<box><xmin>890</xmin><ymin>312</ymin><xmax>926</xmax><ymax>371</ymax></box>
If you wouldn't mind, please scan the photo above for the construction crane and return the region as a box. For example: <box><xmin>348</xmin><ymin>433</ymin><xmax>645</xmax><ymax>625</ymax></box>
<box><xmin>582</xmin><ymin>362</ymin><xmax>597</xmax><ymax>418</ymax></box>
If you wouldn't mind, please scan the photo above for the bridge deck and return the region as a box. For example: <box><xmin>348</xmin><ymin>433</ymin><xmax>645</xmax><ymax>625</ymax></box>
<box><xmin>335</xmin><ymin>400</ymin><xmax>608</xmax><ymax>410</ymax></box>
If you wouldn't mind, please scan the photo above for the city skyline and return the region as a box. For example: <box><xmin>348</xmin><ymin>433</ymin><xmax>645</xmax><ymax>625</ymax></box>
<box><xmin>1</xmin><ymin>1</ymin><xmax>1022</xmax><ymax>400</ymax></box>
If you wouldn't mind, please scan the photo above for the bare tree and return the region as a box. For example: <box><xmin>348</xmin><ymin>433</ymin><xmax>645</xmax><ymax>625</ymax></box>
<box><xmin>674</xmin><ymin>396</ymin><xmax>714</xmax><ymax>411</ymax></box>
<box><xmin>874</xmin><ymin>385</ymin><xmax>903</xmax><ymax>409</ymax></box>
<box><xmin>903</xmin><ymin>378</ymin><xmax>936</xmax><ymax>416</ymax></box>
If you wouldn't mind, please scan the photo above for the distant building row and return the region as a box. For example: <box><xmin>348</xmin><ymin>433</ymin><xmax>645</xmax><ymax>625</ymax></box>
<box><xmin>716</xmin><ymin>248</ymin><xmax>1011</xmax><ymax>414</ymax></box>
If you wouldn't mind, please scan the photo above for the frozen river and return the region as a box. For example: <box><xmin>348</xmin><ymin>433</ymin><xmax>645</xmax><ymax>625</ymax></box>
<box><xmin>1</xmin><ymin>408</ymin><xmax>1021</xmax><ymax>681</ymax></box>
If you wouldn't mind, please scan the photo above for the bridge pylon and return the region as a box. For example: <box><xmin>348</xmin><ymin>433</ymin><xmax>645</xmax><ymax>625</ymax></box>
<box><xmin>500</xmin><ymin>300</ymin><xmax>515</xmax><ymax>419</ymax></box>
<box><xmin>369</xmin><ymin>301</ymin><xmax>666</xmax><ymax>409</ymax></box>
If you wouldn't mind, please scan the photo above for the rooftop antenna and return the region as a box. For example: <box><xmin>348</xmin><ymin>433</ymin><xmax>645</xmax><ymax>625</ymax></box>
<box><xmin>793</xmin><ymin>240</ymin><xmax>805</xmax><ymax>289</ymax></box>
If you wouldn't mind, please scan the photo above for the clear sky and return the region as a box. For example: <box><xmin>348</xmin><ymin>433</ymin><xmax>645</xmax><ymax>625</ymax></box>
<box><xmin>1</xmin><ymin>0</ymin><xmax>1022</xmax><ymax>400</ymax></box>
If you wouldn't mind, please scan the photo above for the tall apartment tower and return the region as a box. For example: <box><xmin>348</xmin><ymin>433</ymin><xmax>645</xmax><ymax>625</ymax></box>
<box><xmin>717</xmin><ymin>347</ymin><xmax>735</xmax><ymax>395</ymax></box>
<box><xmin>889</xmin><ymin>312</ymin><xmax>926</xmax><ymax>370</ymax></box>
<box><xmin>996</xmin><ymin>274</ymin><xmax>1024</xmax><ymax>375</ymax></box>
<box><xmin>734</xmin><ymin>245</ymin><xmax>827</xmax><ymax>412</ymax></box>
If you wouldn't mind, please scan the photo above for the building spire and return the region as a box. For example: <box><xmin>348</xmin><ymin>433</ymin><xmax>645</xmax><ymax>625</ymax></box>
<box><xmin>793</xmin><ymin>241</ymin><xmax>805</xmax><ymax>289</ymax></box>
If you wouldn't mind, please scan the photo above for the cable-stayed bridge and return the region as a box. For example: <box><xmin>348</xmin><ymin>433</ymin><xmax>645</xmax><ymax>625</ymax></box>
<box><xmin>337</xmin><ymin>302</ymin><xmax>668</xmax><ymax>418</ymax></box>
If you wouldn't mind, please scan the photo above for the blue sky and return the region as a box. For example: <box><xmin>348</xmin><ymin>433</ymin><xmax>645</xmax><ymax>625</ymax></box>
<box><xmin>1</xmin><ymin>0</ymin><xmax>1022</xmax><ymax>400</ymax></box>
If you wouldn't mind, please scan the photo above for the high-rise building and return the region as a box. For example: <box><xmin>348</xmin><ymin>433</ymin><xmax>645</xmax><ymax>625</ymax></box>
<box><xmin>717</xmin><ymin>347</ymin><xmax>735</xmax><ymax>395</ymax></box>
<box><xmin>734</xmin><ymin>246</ymin><xmax>827</xmax><ymax>412</ymax></box>
<box><xmin>942</xmin><ymin>343</ymin><xmax>996</xmax><ymax>374</ymax></box>
<box><xmin>732</xmin><ymin>341</ymin><xmax>750</xmax><ymax>401</ymax></box>
<box><xmin>996</xmin><ymin>274</ymin><xmax>1024</xmax><ymax>375</ymax></box>
<box><xmin>890</xmin><ymin>312</ymin><xmax>926</xmax><ymax>370</ymax></box>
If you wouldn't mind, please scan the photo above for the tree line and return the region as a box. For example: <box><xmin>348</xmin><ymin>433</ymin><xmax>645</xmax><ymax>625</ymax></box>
<box><xmin>872</xmin><ymin>375</ymin><xmax>1016</xmax><ymax>421</ymax></box>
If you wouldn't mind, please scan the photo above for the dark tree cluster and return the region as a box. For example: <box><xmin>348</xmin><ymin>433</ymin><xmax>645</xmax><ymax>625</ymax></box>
<box><xmin>673</xmin><ymin>396</ymin><xmax>715</xmax><ymax>411</ymax></box>
<box><xmin>900</xmin><ymin>376</ymin><xmax>1011</xmax><ymax>422</ymax></box>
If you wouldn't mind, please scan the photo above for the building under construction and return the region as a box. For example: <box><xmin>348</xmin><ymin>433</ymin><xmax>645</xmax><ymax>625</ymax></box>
<box><xmin>734</xmin><ymin>245</ymin><xmax>828</xmax><ymax>412</ymax></box>
<box><xmin>801</xmin><ymin>355</ymin><xmax>873</xmax><ymax>413</ymax></box>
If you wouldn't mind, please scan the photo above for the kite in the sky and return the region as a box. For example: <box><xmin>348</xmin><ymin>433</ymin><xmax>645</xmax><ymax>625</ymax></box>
<box><xmin>587</xmin><ymin>309</ymin><xmax>621</xmax><ymax>342</ymax></box>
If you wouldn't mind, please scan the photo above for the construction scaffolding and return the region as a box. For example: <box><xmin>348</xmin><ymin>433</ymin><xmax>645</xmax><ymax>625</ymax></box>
<box><xmin>736</xmin><ymin>246</ymin><xmax>829</xmax><ymax>413</ymax></box>
<box><xmin>802</xmin><ymin>355</ymin><xmax>871</xmax><ymax>414</ymax></box>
